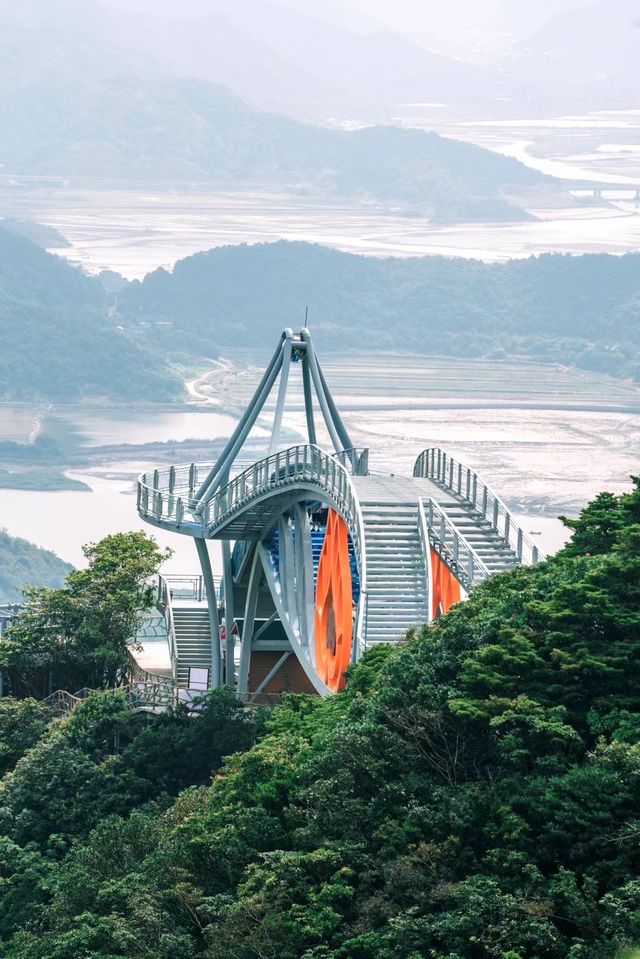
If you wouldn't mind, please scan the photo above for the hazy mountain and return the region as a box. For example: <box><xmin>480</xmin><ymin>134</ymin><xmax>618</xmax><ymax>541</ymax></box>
<box><xmin>0</xmin><ymin>0</ymin><xmax>558</xmax><ymax>220</ymax></box>
<box><xmin>517</xmin><ymin>0</ymin><xmax>640</xmax><ymax>105</ymax></box>
<box><xmin>0</xmin><ymin>71</ymin><xmax>551</xmax><ymax>221</ymax></box>
<box><xmin>0</xmin><ymin>530</ymin><xmax>73</xmax><ymax>604</ymax></box>
<box><xmin>118</xmin><ymin>240</ymin><xmax>640</xmax><ymax>383</ymax></box>
<box><xmin>97</xmin><ymin>0</ymin><xmax>504</xmax><ymax>119</ymax></box>
<box><xmin>0</xmin><ymin>229</ymin><xmax>175</xmax><ymax>401</ymax></box>
<box><xmin>346</xmin><ymin>0</ymin><xmax>591</xmax><ymax>56</ymax></box>
<box><xmin>0</xmin><ymin>218</ymin><xmax>70</xmax><ymax>249</ymax></box>
<box><xmin>0</xmin><ymin>0</ymin><xmax>506</xmax><ymax>125</ymax></box>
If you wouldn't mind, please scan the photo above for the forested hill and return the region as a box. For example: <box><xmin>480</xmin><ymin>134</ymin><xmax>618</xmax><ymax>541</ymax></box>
<box><xmin>119</xmin><ymin>240</ymin><xmax>640</xmax><ymax>383</ymax></box>
<box><xmin>0</xmin><ymin>77</ymin><xmax>548</xmax><ymax>223</ymax></box>
<box><xmin>5</xmin><ymin>232</ymin><xmax>640</xmax><ymax>402</ymax></box>
<box><xmin>0</xmin><ymin>530</ymin><xmax>72</xmax><ymax>604</ymax></box>
<box><xmin>0</xmin><ymin>228</ymin><xmax>176</xmax><ymax>401</ymax></box>
<box><xmin>0</xmin><ymin>482</ymin><xmax>639</xmax><ymax>956</ymax></box>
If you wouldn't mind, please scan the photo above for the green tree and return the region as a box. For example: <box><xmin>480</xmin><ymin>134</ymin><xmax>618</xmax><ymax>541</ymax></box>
<box><xmin>0</xmin><ymin>532</ymin><xmax>170</xmax><ymax>698</ymax></box>
<box><xmin>560</xmin><ymin>476</ymin><xmax>640</xmax><ymax>556</ymax></box>
<box><xmin>0</xmin><ymin>698</ymin><xmax>49</xmax><ymax>776</ymax></box>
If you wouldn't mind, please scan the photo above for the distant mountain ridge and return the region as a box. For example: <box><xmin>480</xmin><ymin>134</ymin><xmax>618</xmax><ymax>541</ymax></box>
<box><xmin>0</xmin><ymin>0</ymin><xmax>562</xmax><ymax>225</ymax></box>
<box><xmin>118</xmin><ymin>240</ymin><xmax>640</xmax><ymax>384</ymax></box>
<box><xmin>516</xmin><ymin>0</ymin><xmax>640</xmax><ymax>106</ymax></box>
<box><xmin>0</xmin><ymin>72</ymin><xmax>550</xmax><ymax>222</ymax></box>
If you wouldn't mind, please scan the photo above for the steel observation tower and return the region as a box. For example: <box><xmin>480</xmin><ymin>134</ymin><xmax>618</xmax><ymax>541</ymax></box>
<box><xmin>137</xmin><ymin>328</ymin><xmax>541</xmax><ymax>698</ymax></box>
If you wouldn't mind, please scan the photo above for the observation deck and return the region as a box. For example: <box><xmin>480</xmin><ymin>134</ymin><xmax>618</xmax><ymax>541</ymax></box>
<box><xmin>137</xmin><ymin>329</ymin><xmax>541</xmax><ymax>697</ymax></box>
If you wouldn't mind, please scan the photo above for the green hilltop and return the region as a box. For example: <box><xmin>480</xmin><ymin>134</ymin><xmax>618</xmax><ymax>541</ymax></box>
<box><xmin>4</xmin><ymin>232</ymin><xmax>640</xmax><ymax>403</ymax></box>
<box><xmin>3</xmin><ymin>232</ymin><xmax>640</xmax><ymax>403</ymax></box>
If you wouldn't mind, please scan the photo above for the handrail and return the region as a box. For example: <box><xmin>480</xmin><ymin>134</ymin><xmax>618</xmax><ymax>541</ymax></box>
<box><xmin>157</xmin><ymin>576</ymin><xmax>179</xmax><ymax>685</ymax></box>
<box><xmin>421</xmin><ymin>497</ymin><xmax>492</xmax><ymax>593</ymax></box>
<box><xmin>40</xmin><ymin>682</ymin><xmax>285</xmax><ymax>718</ymax></box>
<box><xmin>414</xmin><ymin>448</ymin><xmax>541</xmax><ymax>566</ymax></box>
<box><xmin>40</xmin><ymin>681</ymin><xmax>203</xmax><ymax>718</ymax></box>
<box><xmin>161</xmin><ymin>574</ymin><xmax>205</xmax><ymax>602</ymax></box>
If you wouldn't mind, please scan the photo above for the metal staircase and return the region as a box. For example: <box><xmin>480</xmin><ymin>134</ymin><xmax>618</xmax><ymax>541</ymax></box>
<box><xmin>435</xmin><ymin>500</ymin><xmax>521</xmax><ymax>574</ymax></box>
<box><xmin>171</xmin><ymin>607</ymin><xmax>212</xmax><ymax>688</ymax></box>
<box><xmin>361</xmin><ymin>502</ymin><xmax>428</xmax><ymax>646</ymax></box>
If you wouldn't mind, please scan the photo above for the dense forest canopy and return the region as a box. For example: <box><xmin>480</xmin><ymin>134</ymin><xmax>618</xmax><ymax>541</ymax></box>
<box><xmin>0</xmin><ymin>479</ymin><xmax>639</xmax><ymax>957</ymax></box>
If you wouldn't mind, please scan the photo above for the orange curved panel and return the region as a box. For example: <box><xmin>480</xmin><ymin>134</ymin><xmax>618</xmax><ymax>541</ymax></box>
<box><xmin>431</xmin><ymin>547</ymin><xmax>462</xmax><ymax>619</ymax></box>
<box><xmin>314</xmin><ymin>510</ymin><xmax>353</xmax><ymax>692</ymax></box>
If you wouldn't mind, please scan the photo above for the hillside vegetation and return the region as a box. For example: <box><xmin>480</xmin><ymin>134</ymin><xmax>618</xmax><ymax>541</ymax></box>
<box><xmin>0</xmin><ymin>481</ymin><xmax>639</xmax><ymax>956</ymax></box>
<box><xmin>120</xmin><ymin>240</ymin><xmax>640</xmax><ymax>383</ymax></box>
<box><xmin>0</xmin><ymin>530</ymin><xmax>72</xmax><ymax>604</ymax></box>
<box><xmin>0</xmin><ymin>228</ymin><xmax>176</xmax><ymax>401</ymax></box>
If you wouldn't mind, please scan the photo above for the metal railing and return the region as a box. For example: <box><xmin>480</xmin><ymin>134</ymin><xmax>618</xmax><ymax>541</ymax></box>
<box><xmin>161</xmin><ymin>574</ymin><xmax>205</xmax><ymax>602</ymax></box>
<box><xmin>421</xmin><ymin>497</ymin><xmax>491</xmax><ymax>593</ymax></box>
<box><xmin>40</xmin><ymin>683</ymin><xmax>286</xmax><ymax>718</ymax></box>
<box><xmin>137</xmin><ymin>462</ymin><xmax>215</xmax><ymax>529</ymax></box>
<box><xmin>40</xmin><ymin>682</ymin><xmax>213</xmax><ymax>718</ymax></box>
<box><xmin>414</xmin><ymin>448</ymin><xmax>541</xmax><ymax>566</ymax></box>
<box><xmin>0</xmin><ymin>604</ymin><xmax>23</xmax><ymax>636</ymax></box>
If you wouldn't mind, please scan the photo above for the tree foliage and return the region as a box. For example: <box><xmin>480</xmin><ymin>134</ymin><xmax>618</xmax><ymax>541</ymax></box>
<box><xmin>0</xmin><ymin>487</ymin><xmax>639</xmax><ymax>958</ymax></box>
<box><xmin>0</xmin><ymin>532</ymin><xmax>170</xmax><ymax>697</ymax></box>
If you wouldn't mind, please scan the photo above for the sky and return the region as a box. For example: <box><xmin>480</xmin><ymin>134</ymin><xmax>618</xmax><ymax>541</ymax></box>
<box><xmin>100</xmin><ymin>0</ymin><xmax>593</xmax><ymax>57</ymax></box>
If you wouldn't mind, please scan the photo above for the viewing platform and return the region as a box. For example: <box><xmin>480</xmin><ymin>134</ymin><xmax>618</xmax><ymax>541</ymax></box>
<box><xmin>136</xmin><ymin>329</ymin><xmax>541</xmax><ymax>697</ymax></box>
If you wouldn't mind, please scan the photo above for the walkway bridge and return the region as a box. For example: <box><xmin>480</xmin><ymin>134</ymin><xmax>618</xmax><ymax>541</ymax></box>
<box><xmin>137</xmin><ymin>329</ymin><xmax>542</xmax><ymax>697</ymax></box>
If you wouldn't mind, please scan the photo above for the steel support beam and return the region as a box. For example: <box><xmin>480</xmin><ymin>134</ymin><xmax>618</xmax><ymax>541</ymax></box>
<box><xmin>252</xmin><ymin>610</ymin><xmax>278</xmax><ymax>643</ymax></box>
<box><xmin>222</xmin><ymin>540</ymin><xmax>236</xmax><ymax>687</ymax></box>
<box><xmin>259</xmin><ymin>543</ymin><xmax>331</xmax><ymax>696</ymax></box>
<box><xmin>194</xmin><ymin>334</ymin><xmax>286</xmax><ymax>506</ymax></box>
<box><xmin>316</xmin><ymin>357</ymin><xmax>353</xmax><ymax>452</ymax></box>
<box><xmin>254</xmin><ymin>652</ymin><xmax>292</xmax><ymax>695</ymax></box>
<box><xmin>300</xmin><ymin>328</ymin><xmax>343</xmax><ymax>454</ymax></box>
<box><xmin>269</xmin><ymin>333</ymin><xmax>293</xmax><ymax>455</ymax></box>
<box><xmin>194</xmin><ymin>539</ymin><xmax>222</xmax><ymax>688</ymax></box>
<box><xmin>301</xmin><ymin>353</ymin><xmax>318</xmax><ymax>446</ymax></box>
<box><xmin>237</xmin><ymin>550</ymin><xmax>262</xmax><ymax>694</ymax></box>
<box><xmin>293</xmin><ymin>502</ymin><xmax>315</xmax><ymax>655</ymax></box>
